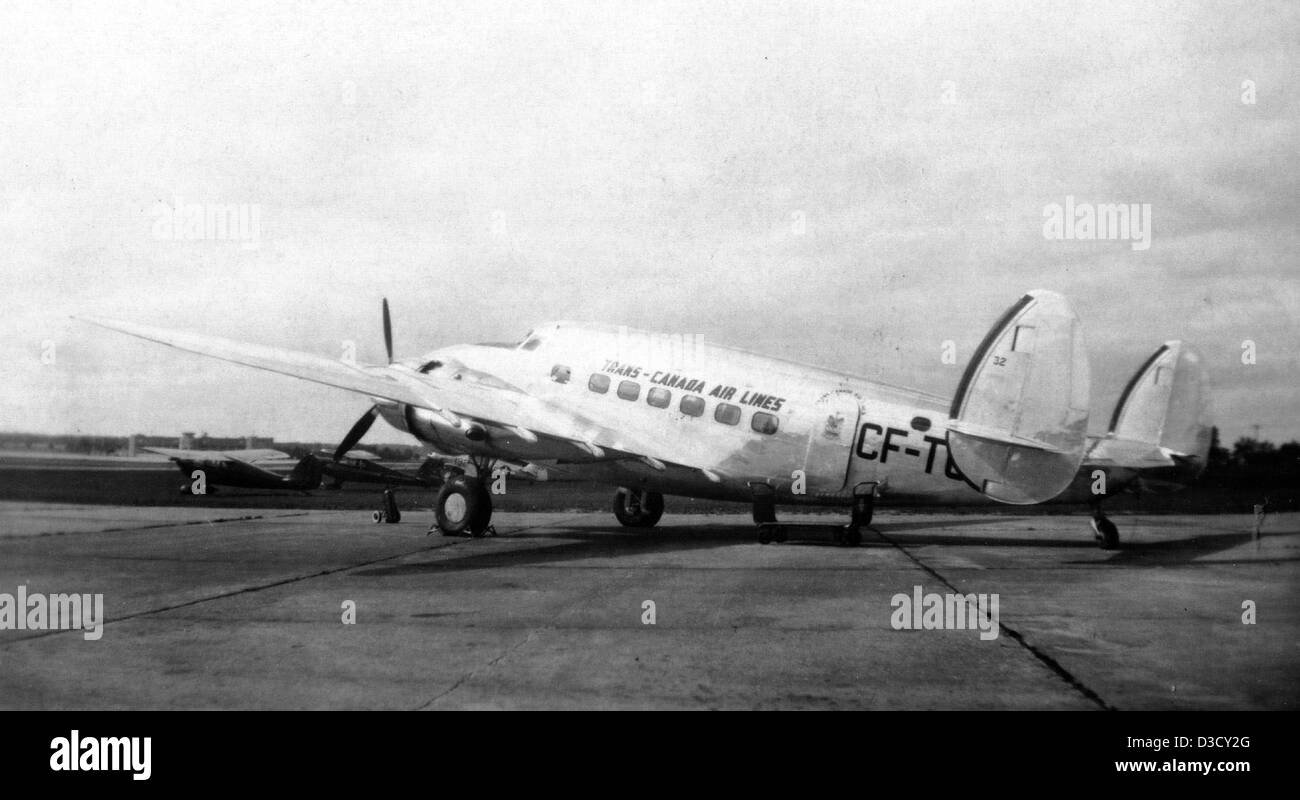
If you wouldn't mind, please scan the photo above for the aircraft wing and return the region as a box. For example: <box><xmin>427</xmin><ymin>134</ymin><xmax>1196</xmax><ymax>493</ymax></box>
<box><xmin>143</xmin><ymin>447</ymin><xmax>291</xmax><ymax>463</ymax></box>
<box><xmin>84</xmin><ymin>316</ymin><xmax>720</xmax><ymax>480</ymax></box>
<box><xmin>232</xmin><ymin>448</ymin><xmax>294</xmax><ymax>462</ymax></box>
<box><xmin>78</xmin><ymin>316</ymin><xmax>442</xmax><ymax>411</ymax></box>
<box><xmin>142</xmin><ymin>447</ymin><xmax>287</xmax><ymax>481</ymax></box>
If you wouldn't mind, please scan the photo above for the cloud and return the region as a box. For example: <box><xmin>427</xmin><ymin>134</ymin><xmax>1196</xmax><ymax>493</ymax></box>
<box><xmin>2</xmin><ymin>0</ymin><xmax>1296</xmax><ymax>446</ymax></box>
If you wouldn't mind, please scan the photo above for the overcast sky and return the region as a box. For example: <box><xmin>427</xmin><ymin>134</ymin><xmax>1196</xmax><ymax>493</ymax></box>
<box><xmin>2</xmin><ymin>0</ymin><xmax>1296</xmax><ymax>446</ymax></box>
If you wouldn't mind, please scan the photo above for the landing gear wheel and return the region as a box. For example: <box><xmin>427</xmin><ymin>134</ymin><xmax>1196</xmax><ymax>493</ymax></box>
<box><xmin>435</xmin><ymin>475</ymin><xmax>493</xmax><ymax>537</ymax></box>
<box><xmin>1091</xmin><ymin>514</ymin><xmax>1119</xmax><ymax>550</ymax></box>
<box><xmin>613</xmin><ymin>488</ymin><xmax>665</xmax><ymax>528</ymax></box>
<box><xmin>371</xmin><ymin>510</ymin><xmax>384</xmax><ymax>524</ymax></box>
<box><xmin>843</xmin><ymin>526</ymin><xmax>862</xmax><ymax>547</ymax></box>
<box><xmin>773</xmin><ymin>527</ymin><xmax>787</xmax><ymax>543</ymax></box>
<box><xmin>758</xmin><ymin>526</ymin><xmax>772</xmax><ymax>545</ymax></box>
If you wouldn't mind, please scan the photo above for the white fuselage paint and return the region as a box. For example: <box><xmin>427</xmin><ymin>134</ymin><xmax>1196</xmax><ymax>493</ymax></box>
<box><xmin>377</xmin><ymin>322</ymin><xmax>984</xmax><ymax>506</ymax></box>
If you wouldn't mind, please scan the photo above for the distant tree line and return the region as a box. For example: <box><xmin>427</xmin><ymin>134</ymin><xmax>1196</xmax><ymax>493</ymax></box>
<box><xmin>1201</xmin><ymin>426</ymin><xmax>1299</xmax><ymax>487</ymax></box>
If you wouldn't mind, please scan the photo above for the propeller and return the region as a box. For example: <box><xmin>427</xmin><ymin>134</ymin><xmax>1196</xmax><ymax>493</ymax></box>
<box><xmin>334</xmin><ymin>406</ymin><xmax>378</xmax><ymax>462</ymax></box>
<box><xmin>335</xmin><ymin>299</ymin><xmax>393</xmax><ymax>461</ymax></box>
<box><xmin>382</xmin><ymin>297</ymin><xmax>393</xmax><ymax>364</ymax></box>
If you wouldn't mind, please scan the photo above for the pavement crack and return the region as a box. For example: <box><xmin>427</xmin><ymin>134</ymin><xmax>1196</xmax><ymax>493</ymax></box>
<box><xmin>871</xmin><ymin>526</ymin><xmax>1116</xmax><ymax>711</ymax></box>
<box><xmin>0</xmin><ymin>540</ymin><xmax>452</xmax><ymax>648</ymax></box>
<box><xmin>413</xmin><ymin>630</ymin><xmax>539</xmax><ymax>710</ymax></box>
<box><xmin>3</xmin><ymin>515</ymin><xmax>594</xmax><ymax>649</ymax></box>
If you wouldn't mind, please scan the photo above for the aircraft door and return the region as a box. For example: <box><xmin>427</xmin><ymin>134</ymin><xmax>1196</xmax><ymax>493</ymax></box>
<box><xmin>802</xmin><ymin>390</ymin><xmax>861</xmax><ymax>494</ymax></box>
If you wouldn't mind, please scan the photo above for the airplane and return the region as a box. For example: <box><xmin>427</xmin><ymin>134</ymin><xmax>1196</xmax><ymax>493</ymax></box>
<box><xmin>146</xmin><ymin>447</ymin><xmax>323</xmax><ymax>495</ymax></box>
<box><xmin>79</xmin><ymin>289</ymin><xmax>1212</xmax><ymax>549</ymax></box>
<box><xmin>316</xmin><ymin>449</ymin><xmax>438</xmax><ymax>490</ymax></box>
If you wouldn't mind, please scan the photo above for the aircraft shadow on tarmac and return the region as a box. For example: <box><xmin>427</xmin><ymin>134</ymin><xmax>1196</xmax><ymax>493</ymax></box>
<box><xmin>1063</xmin><ymin>528</ymin><xmax>1299</xmax><ymax>567</ymax></box>
<box><xmin>353</xmin><ymin>515</ymin><xmax>1147</xmax><ymax>577</ymax></box>
<box><xmin>355</xmin><ymin>524</ymin><xmax>758</xmax><ymax>576</ymax></box>
<box><xmin>354</xmin><ymin>514</ymin><xmax>1299</xmax><ymax>576</ymax></box>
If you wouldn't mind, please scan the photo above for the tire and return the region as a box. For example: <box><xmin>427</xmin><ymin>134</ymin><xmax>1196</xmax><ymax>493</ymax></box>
<box><xmin>758</xmin><ymin>527</ymin><xmax>772</xmax><ymax>545</ymax></box>
<box><xmin>371</xmin><ymin>510</ymin><xmax>384</xmax><ymax>524</ymax></box>
<box><xmin>470</xmin><ymin>484</ymin><xmax>492</xmax><ymax>537</ymax></box>
<box><xmin>844</xmin><ymin>527</ymin><xmax>862</xmax><ymax>547</ymax></box>
<box><xmin>752</xmin><ymin>500</ymin><xmax>777</xmax><ymax>525</ymax></box>
<box><xmin>436</xmin><ymin>475</ymin><xmax>492</xmax><ymax>536</ymax></box>
<box><xmin>613</xmin><ymin>488</ymin><xmax>664</xmax><ymax>528</ymax></box>
<box><xmin>1092</xmin><ymin>516</ymin><xmax>1119</xmax><ymax>550</ymax></box>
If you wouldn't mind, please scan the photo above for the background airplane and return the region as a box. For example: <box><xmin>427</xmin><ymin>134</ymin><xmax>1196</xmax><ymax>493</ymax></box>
<box><xmin>316</xmin><ymin>449</ymin><xmax>437</xmax><ymax>490</ymax></box>
<box><xmin>146</xmin><ymin>447</ymin><xmax>321</xmax><ymax>495</ymax></box>
<box><xmin>83</xmin><ymin>289</ymin><xmax>1211</xmax><ymax>549</ymax></box>
<box><xmin>151</xmin><ymin>445</ymin><xmax>439</xmax><ymax>496</ymax></box>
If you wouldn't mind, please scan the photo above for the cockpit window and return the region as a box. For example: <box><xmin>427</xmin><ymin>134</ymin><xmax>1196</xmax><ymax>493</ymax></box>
<box><xmin>417</xmin><ymin>360</ymin><xmax>443</xmax><ymax>374</ymax></box>
<box><xmin>517</xmin><ymin>329</ymin><xmax>545</xmax><ymax>351</ymax></box>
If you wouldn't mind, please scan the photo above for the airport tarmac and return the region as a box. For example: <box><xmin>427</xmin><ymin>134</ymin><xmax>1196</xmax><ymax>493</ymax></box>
<box><xmin>0</xmin><ymin>501</ymin><xmax>1295</xmax><ymax>710</ymax></box>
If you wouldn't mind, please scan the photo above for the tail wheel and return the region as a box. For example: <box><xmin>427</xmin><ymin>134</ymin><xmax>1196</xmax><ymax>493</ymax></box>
<box><xmin>436</xmin><ymin>475</ymin><xmax>493</xmax><ymax>537</ymax></box>
<box><xmin>613</xmin><ymin>488</ymin><xmax>664</xmax><ymax>528</ymax></box>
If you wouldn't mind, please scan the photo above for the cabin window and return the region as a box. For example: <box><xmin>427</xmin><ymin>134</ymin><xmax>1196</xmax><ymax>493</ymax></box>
<box><xmin>647</xmin><ymin>387</ymin><xmax>671</xmax><ymax>408</ymax></box>
<box><xmin>751</xmin><ymin>412</ymin><xmax>779</xmax><ymax>435</ymax></box>
<box><xmin>617</xmin><ymin>380</ymin><xmax>641</xmax><ymax>401</ymax></box>
<box><xmin>551</xmin><ymin>365</ymin><xmax>571</xmax><ymax>384</ymax></box>
<box><xmin>521</xmin><ymin>336</ymin><xmax>543</xmax><ymax>351</ymax></box>
<box><xmin>714</xmin><ymin>402</ymin><xmax>740</xmax><ymax>426</ymax></box>
<box><xmin>588</xmin><ymin>373</ymin><xmax>610</xmax><ymax>394</ymax></box>
<box><xmin>680</xmin><ymin>395</ymin><xmax>705</xmax><ymax>417</ymax></box>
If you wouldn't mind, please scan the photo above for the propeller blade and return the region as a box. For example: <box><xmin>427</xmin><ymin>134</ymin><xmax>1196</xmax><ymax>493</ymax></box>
<box><xmin>382</xmin><ymin>298</ymin><xmax>393</xmax><ymax>364</ymax></box>
<box><xmin>335</xmin><ymin>406</ymin><xmax>379</xmax><ymax>461</ymax></box>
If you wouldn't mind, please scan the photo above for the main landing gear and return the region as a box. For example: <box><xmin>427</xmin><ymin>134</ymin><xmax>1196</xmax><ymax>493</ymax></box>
<box><xmin>754</xmin><ymin>482</ymin><xmax>877</xmax><ymax>547</ymax></box>
<box><xmin>759</xmin><ymin>478</ymin><xmax>878</xmax><ymax>548</ymax></box>
<box><xmin>1090</xmin><ymin>498</ymin><xmax>1119</xmax><ymax>550</ymax></box>
<box><xmin>431</xmin><ymin>473</ymin><xmax>495</xmax><ymax>537</ymax></box>
<box><xmin>613</xmin><ymin>488</ymin><xmax>664</xmax><ymax>528</ymax></box>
